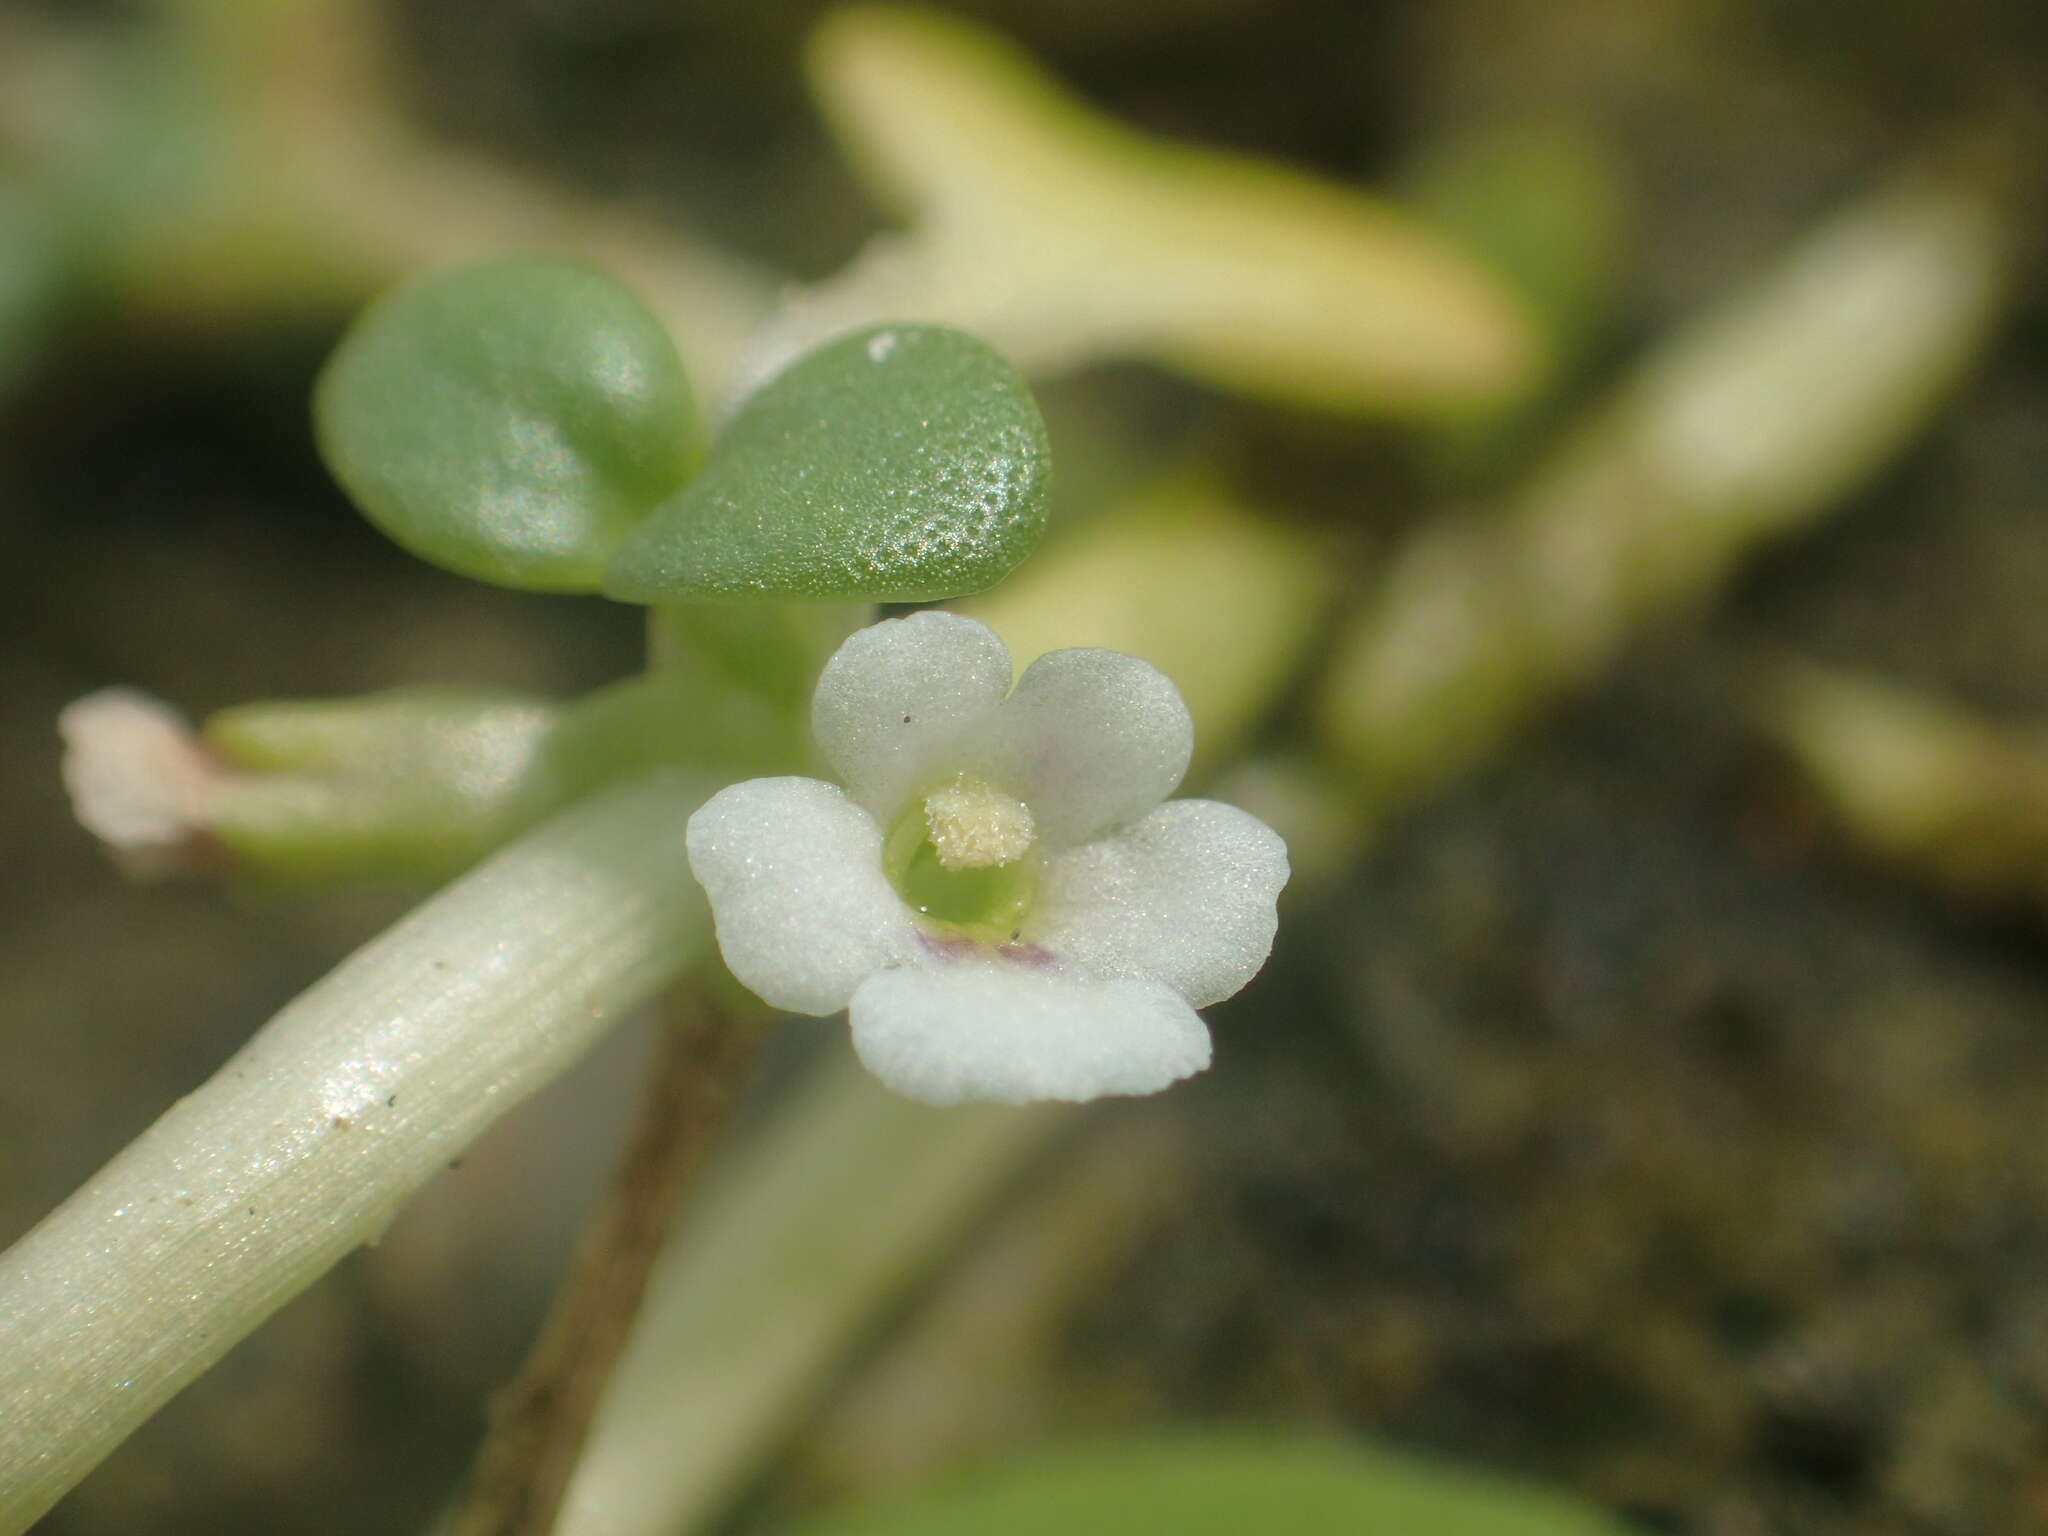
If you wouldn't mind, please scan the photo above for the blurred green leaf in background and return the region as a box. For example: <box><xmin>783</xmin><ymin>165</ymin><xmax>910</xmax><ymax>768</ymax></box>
<box><xmin>781</xmin><ymin>1434</ymin><xmax>1641</xmax><ymax>1536</ymax></box>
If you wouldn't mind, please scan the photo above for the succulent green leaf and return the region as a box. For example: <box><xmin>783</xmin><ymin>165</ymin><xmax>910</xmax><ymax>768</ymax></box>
<box><xmin>780</xmin><ymin>1435</ymin><xmax>1641</xmax><ymax>1536</ymax></box>
<box><xmin>314</xmin><ymin>258</ymin><xmax>696</xmax><ymax>592</ymax></box>
<box><xmin>603</xmin><ymin>324</ymin><xmax>1048</xmax><ymax>604</ymax></box>
<box><xmin>736</xmin><ymin>5</ymin><xmax>1539</xmax><ymax>415</ymax></box>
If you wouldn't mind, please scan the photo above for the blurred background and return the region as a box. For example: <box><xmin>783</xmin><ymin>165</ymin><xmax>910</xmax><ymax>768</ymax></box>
<box><xmin>4</xmin><ymin>0</ymin><xmax>2048</xmax><ymax>1532</ymax></box>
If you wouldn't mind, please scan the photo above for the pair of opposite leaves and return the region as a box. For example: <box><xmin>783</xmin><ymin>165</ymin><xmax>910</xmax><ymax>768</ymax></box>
<box><xmin>315</xmin><ymin>259</ymin><xmax>1051</xmax><ymax>605</ymax></box>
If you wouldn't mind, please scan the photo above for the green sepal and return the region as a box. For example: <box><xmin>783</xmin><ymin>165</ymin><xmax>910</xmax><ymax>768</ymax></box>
<box><xmin>537</xmin><ymin>671</ymin><xmax>809</xmax><ymax>799</ymax></box>
<box><xmin>603</xmin><ymin>324</ymin><xmax>1049</xmax><ymax>604</ymax></box>
<box><xmin>314</xmin><ymin>257</ymin><xmax>696</xmax><ymax>592</ymax></box>
<box><xmin>648</xmin><ymin>601</ymin><xmax>874</xmax><ymax>710</ymax></box>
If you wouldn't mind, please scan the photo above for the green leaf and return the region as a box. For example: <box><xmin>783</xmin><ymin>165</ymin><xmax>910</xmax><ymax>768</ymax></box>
<box><xmin>752</xmin><ymin>5</ymin><xmax>1539</xmax><ymax>416</ymax></box>
<box><xmin>603</xmin><ymin>324</ymin><xmax>1049</xmax><ymax>604</ymax></box>
<box><xmin>777</xmin><ymin>1434</ymin><xmax>1641</xmax><ymax>1536</ymax></box>
<box><xmin>314</xmin><ymin>257</ymin><xmax>696</xmax><ymax>592</ymax></box>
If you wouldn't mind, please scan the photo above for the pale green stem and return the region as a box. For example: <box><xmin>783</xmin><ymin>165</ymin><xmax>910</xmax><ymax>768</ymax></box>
<box><xmin>551</xmin><ymin>1047</ymin><xmax>1066</xmax><ymax>1536</ymax></box>
<box><xmin>0</xmin><ymin>772</ymin><xmax>712</xmax><ymax>1532</ymax></box>
<box><xmin>803</xmin><ymin>1115</ymin><xmax>1184</xmax><ymax>1497</ymax></box>
<box><xmin>1320</xmin><ymin>176</ymin><xmax>2011</xmax><ymax>809</ymax></box>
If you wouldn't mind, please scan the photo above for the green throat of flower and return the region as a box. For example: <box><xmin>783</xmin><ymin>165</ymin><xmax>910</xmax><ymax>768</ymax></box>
<box><xmin>884</xmin><ymin>774</ymin><xmax>1042</xmax><ymax>940</ymax></box>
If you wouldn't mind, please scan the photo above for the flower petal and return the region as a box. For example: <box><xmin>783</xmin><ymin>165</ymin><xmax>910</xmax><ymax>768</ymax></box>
<box><xmin>686</xmin><ymin>776</ymin><xmax>917</xmax><ymax>1014</ymax></box>
<box><xmin>58</xmin><ymin>688</ymin><xmax>216</xmax><ymax>853</ymax></box>
<box><xmin>849</xmin><ymin>964</ymin><xmax>1210</xmax><ymax>1105</ymax></box>
<box><xmin>811</xmin><ymin>610</ymin><xmax>1014</xmax><ymax>820</ymax></box>
<box><xmin>1030</xmin><ymin>800</ymin><xmax>1288</xmax><ymax>1007</ymax></box>
<box><xmin>968</xmin><ymin>647</ymin><xmax>1193</xmax><ymax>846</ymax></box>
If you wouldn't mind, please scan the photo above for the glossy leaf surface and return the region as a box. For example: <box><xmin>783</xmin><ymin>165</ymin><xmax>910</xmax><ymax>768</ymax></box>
<box><xmin>316</xmin><ymin>258</ymin><xmax>696</xmax><ymax>592</ymax></box>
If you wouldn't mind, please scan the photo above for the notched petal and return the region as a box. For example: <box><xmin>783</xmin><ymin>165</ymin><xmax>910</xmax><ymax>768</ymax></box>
<box><xmin>968</xmin><ymin>646</ymin><xmax>1193</xmax><ymax>846</ymax></box>
<box><xmin>686</xmin><ymin>777</ymin><xmax>916</xmax><ymax>1014</ymax></box>
<box><xmin>1031</xmin><ymin>799</ymin><xmax>1288</xmax><ymax>1007</ymax></box>
<box><xmin>849</xmin><ymin>965</ymin><xmax>1210</xmax><ymax>1106</ymax></box>
<box><xmin>812</xmin><ymin>610</ymin><xmax>1013</xmax><ymax>819</ymax></box>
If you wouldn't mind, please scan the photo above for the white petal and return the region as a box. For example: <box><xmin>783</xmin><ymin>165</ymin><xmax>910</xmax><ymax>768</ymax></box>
<box><xmin>849</xmin><ymin>964</ymin><xmax>1210</xmax><ymax>1106</ymax></box>
<box><xmin>811</xmin><ymin>611</ymin><xmax>1014</xmax><ymax>820</ymax></box>
<box><xmin>686</xmin><ymin>777</ymin><xmax>917</xmax><ymax>1015</ymax></box>
<box><xmin>1030</xmin><ymin>800</ymin><xmax>1288</xmax><ymax>1007</ymax></box>
<box><xmin>58</xmin><ymin>688</ymin><xmax>216</xmax><ymax>851</ymax></box>
<box><xmin>967</xmin><ymin>647</ymin><xmax>1193</xmax><ymax>847</ymax></box>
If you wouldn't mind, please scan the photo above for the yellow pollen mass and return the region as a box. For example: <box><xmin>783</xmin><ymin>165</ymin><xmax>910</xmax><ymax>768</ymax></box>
<box><xmin>923</xmin><ymin>777</ymin><xmax>1036</xmax><ymax>870</ymax></box>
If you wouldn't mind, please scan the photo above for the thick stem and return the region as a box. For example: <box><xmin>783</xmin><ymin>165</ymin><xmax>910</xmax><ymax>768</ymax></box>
<box><xmin>450</xmin><ymin>987</ymin><xmax>765</xmax><ymax>1536</ymax></box>
<box><xmin>0</xmin><ymin>773</ymin><xmax>712</xmax><ymax>1533</ymax></box>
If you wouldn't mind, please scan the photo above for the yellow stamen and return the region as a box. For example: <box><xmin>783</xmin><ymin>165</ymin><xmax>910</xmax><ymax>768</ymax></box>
<box><xmin>923</xmin><ymin>776</ymin><xmax>1035</xmax><ymax>870</ymax></box>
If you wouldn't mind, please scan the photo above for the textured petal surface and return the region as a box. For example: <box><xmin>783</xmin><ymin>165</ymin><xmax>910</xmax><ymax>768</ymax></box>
<box><xmin>967</xmin><ymin>647</ymin><xmax>1193</xmax><ymax>847</ymax></box>
<box><xmin>1031</xmin><ymin>800</ymin><xmax>1289</xmax><ymax>1007</ymax></box>
<box><xmin>686</xmin><ymin>777</ymin><xmax>916</xmax><ymax>1015</ymax></box>
<box><xmin>812</xmin><ymin>611</ymin><xmax>1014</xmax><ymax>820</ymax></box>
<box><xmin>850</xmin><ymin>964</ymin><xmax>1210</xmax><ymax>1106</ymax></box>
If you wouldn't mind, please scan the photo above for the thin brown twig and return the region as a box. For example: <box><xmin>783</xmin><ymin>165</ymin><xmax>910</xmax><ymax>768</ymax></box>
<box><xmin>449</xmin><ymin>986</ymin><xmax>764</xmax><ymax>1536</ymax></box>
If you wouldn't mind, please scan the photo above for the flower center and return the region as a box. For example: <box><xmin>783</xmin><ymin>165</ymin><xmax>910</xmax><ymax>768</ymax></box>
<box><xmin>922</xmin><ymin>777</ymin><xmax>1036</xmax><ymax>870</ymax></box>
<box><xmin>884</xmin><ymin>774</ymin><xmax>1041</xmax><ymax>937</ymax></box>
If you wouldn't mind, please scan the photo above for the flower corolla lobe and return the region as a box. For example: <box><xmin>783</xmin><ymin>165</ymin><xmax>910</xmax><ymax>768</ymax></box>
<box><xmin>686</xmin><ymin>611</ymin><xmax>1288</xmax><ymax>1105</ymax></box>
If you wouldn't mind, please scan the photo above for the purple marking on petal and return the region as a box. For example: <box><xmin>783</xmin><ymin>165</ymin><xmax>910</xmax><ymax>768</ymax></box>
<box><xmin>915</xmin><ymin>929</ymin><xmax>983</xmax><ymax>963</ymax></box>
<box><xmin>911</xmin><ymin>927</ymin><xmax>1060</xmax><ymax>972</ymax></box>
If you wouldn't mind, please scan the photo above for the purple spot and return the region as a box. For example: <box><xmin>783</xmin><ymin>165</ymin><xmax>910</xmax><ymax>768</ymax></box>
<box><xmin>916</xmin><ymin>930</ymin><xmax>981</xmax><ymax>963</ymax></box>
<box><xmin>912</xmin><ymin>927</ymin><xmax>1060</xmax><ymax>971</ymax></box>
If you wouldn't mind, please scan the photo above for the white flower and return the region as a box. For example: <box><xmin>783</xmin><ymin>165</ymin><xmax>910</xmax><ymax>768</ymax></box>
<box><xmin>58</xmin><ymin>688</ymin><xmax>221</xmax><ymax>878</ymax></box>
<box><xmin>686</xmin><ymin>611</ymin><xmax>1289</xmax><ymax>1105</ymax></box>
